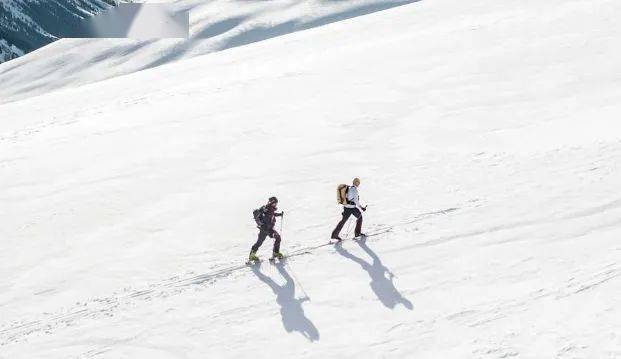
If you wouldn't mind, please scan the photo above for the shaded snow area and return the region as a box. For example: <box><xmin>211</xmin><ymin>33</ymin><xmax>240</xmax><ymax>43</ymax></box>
<box><xmin>1</xmin><ymin>0</ymin><xmax>620</xmax><ymax>358</ymax></box>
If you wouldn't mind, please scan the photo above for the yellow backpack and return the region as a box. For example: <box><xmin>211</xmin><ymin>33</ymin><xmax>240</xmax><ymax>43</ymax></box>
<box><xmin>337</xmin><ymin>184</ymin><xmax>349</xmax><ymax>204</ymax></box>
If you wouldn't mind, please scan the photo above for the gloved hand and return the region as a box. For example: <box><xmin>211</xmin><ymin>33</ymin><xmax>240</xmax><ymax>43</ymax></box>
<box><xmin>362</xmin><ymin>206</ymin><xmax>367</xmax><ymax>212</ymax></box>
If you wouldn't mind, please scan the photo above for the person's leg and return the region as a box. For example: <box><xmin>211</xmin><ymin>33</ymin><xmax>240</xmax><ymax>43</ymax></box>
<box><xmin>331</xmin><ymin>208</ymin><xmax>353</xmax><ymax>239</ymax></box>
<box><xmin>352</xmin><ymin>209</ymin><xmax>363</xmax><ymax>236</ymax></box>
<box><xmin>271</xmin><ymin>230</ymin><xmax>282</xmax><ymax>253</ymax></box>
<box><xmin>251</xmin><ymin>230</ymin><xmax>268</xmax><ymax>253</ymax></box>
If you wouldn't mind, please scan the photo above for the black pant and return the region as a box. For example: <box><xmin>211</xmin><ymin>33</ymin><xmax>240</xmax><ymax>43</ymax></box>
<box><xmin>331</xmin><ymin>207</ymin><xmax>362</xmax><ymax>238</ymax></box>
<box><xmin>251</xmin><ymin>228</ymin><xmax>281</xmax><ymax>253</ymax></box>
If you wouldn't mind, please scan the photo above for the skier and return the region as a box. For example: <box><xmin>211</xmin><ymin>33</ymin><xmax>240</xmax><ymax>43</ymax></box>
<box><xmin>331</xmin><ymin>177</ymin><xmax>367</xmax><ymax>241</ymax></box>
<box><xmin>249</xmin><ymin>196</ymin><xmax>284</xmax><ymax>262</ymax></box>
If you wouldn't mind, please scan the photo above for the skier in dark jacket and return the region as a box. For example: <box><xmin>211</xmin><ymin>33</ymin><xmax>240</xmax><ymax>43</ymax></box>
<box><xmin>249</xmin><ymin>196</ymin><xmax>284</xmax><ymax>261</ymax></box>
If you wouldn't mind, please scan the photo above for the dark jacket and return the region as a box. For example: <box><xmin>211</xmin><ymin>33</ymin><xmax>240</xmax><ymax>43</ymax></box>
<box><xmin>256</xmin><ymin>204</ymin><xmax>282</xmax><ymax>231</ymax></box>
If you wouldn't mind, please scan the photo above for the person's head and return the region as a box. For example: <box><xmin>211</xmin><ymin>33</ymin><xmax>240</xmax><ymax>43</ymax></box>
<box><xmin>353</xmin><ymin>177</ymin><xmax>361</xmax><ymax>187</ymax></box>
<box><xmin>268</xmin><ymin>196</ymin><xmax>278</xmax><ymax>209</ymax></box>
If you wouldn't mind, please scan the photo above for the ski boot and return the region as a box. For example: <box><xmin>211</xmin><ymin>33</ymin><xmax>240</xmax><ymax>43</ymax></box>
<box><xmin>248</xmin><ymin>251</ymin><xmax>259</xmax><ymax>262</ymax></box>
<box><xmin>331</xmin><ymin>235</ymin><xmax>342</xmax><ymax>242</ymax></box>
<box><xmin>270</xmin><ymin>252</ymin><xmax>284</xmax><ymax>261</ymax></box>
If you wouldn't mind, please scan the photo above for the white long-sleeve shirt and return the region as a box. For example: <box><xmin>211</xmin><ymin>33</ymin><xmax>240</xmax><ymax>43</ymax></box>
<box><xmin>344</xmin><ymin>185</ymin><xmax>362</xmax><ymax>209</ymax></box>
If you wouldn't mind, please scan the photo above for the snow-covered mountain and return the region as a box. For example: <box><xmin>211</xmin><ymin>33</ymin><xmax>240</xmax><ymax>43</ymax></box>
<box><xmin>0</xmin><ymin>38</ymin><xmax>23</xmax><ymax>62</ymax></box>
<box><xmin>0</xmin><ymin>0</ymin><xmax>120</xmax><ymax>63</ymax></box>
<box><xmin>1</xmin><ymin>0</ymin><xmax>620</xmax><ymax>358</ymax></box>
<box><xmin>0</xmin><ymin>0</ymin><xmax>417</xmax><ymax>104</ymax></box>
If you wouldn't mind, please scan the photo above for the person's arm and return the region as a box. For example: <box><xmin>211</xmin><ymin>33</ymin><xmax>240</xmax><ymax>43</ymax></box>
<box><xmin>351</xmin><ymin>187</ymin><xmax>366</xmax><ymax>211</ymax></box>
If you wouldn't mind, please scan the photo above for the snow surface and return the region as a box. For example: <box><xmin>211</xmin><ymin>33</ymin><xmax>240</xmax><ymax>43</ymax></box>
<box><xmin>1</xmin><ymin>0</ymin><xmax>621</xmax><ymax>358</ymax></box>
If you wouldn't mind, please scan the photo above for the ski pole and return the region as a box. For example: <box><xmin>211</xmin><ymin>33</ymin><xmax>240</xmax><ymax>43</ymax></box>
<box><xmin>280</xmin><ymin>211</ymin><xmax>284</xmax><ymax>235</ymax></box>
<box><xmin>344</xmin><ymin>218</ymin><xmax>353</xmax><ymax>239</ymax></box>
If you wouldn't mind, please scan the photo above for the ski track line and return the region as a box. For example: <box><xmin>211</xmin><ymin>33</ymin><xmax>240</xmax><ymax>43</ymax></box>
<box><xmin>0</xmin><ymin>207</ymin><xmax>459</xmax><ymax>345</ymax></box>
<box><xmin>392</xmin><ymin>199</ymin><xmax>621</xmax><ymax>251</ymax></box>
<box><xmin>442</xmin><ymin>262</ymin><xmax>621</xmax><ymax>330</ymax></box>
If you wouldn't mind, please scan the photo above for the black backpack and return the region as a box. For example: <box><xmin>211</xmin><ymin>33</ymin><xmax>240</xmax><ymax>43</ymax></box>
<box><xmin>253</xmin><ymin>207</ymin><xmax>263</xmax><ymax>226</ymax></box>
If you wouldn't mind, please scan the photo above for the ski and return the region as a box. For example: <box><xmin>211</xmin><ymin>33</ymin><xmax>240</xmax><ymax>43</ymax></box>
<box><xmin>329</xmin><ymin>228</ymin><xmax>392</xmax><ymax>244</ymax></box>
<box><xmin>270</xmin><ymin>250</ymin><xmax>311</xmax><ymax>261</ymax></box>
<box><xmin>245</xmin><ymin>259</ymin><xmax>262</xmax><ymax>266</ymax></box>
<box><xmin>247</xmin><ymin>250</ymin><xmax>310</xmax><ymax>265</ymax></box>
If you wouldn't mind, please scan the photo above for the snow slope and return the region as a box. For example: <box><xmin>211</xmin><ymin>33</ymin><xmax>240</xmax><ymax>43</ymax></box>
<box><xmin>1</xmin><ymin>0</ymin><xmax>621</xmax><ymax>358</ymax></box>
<box><xmin>0</xmin><ymin>0</ymin><xmax>417</xmax><ymax>104</ymax></box>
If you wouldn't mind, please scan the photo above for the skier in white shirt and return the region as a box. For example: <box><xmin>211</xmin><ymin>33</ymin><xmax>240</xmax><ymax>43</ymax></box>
<box><xmin>331</xmin><ymin>177</ymin><xmax>367</xmax><ymax>241</ymax></box>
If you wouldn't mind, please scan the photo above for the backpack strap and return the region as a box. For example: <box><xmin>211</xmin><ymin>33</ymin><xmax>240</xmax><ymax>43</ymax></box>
<box><xmin>345</xmin><ymin>186</ymin><xmax>355</xmax><ymax>206</ymax></box>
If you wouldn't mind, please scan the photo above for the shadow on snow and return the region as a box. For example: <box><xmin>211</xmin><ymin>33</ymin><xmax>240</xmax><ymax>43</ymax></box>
<box><xmin>335</xmin><ymin>237</ymin><xmax>413</xmax><ymax>310</ymax></box>
<box><xmin>251</xmin><ymin>262</ymin><xmax>320</xmax><ymax>342</ymax></box>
